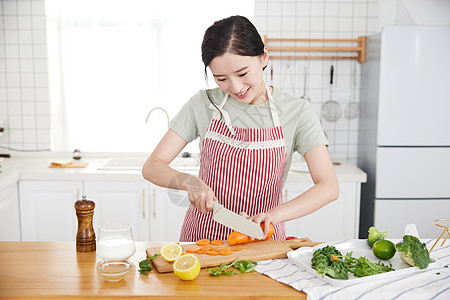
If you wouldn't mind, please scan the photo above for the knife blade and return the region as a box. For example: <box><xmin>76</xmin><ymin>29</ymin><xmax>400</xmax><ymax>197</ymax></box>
<box><xmin>212</xmin><ymin>202</ymin><xmax>264</xmax><ymax>240</ymax></box>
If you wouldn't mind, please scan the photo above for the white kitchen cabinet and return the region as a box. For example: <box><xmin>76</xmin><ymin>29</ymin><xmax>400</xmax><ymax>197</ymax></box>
<box><xmin>149</xmin><ymin>184</ymin><xmax>189</xmax><ymax>242</ymax></box>
<box><xmin>0</xmin><ymin>183</ymin><xmax>21</xmax><ymax>241</ymax></box>
<box><xmin>19</xmin><ymin>180</ymin><xmax>82</xmax><ymax>241</ymax></box>
<box><xmin>374</xmin><ymin>199</ymin><xmax>450</xmax><ymax>239</ymax></box>
<box><xmin>84</xmin><ymin>181</ymin><xmax>150</xmax><ymax>241</ymax></box>
<box><xmin>283</xmin><ymin>182</ymin><xmax>361</xmax><ymax>242</ymax></box>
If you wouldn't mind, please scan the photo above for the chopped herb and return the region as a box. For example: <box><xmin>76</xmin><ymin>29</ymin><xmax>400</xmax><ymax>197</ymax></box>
<box><xmin>206</xmin><ymin>259</ymin><xmax>258</xmax><ymax>276</ymax></box>
<box><xmin>232</xmin><ymin>260</ymin><xmax>258</xmax><ymax>273</ymax></box>
<box><xmin>436</xmin><ymin>272</ymin><xmax>440</xmax><ymax>275</ymax></box>
<box><xmin>207</xmin><ymin>260</ymin><xmax>238</xmax><ymax>276</ymax></box>
<box><xmin>138</xmin><ymin>254</ymin><xmax>160</xmax><ymax>275</ymax></box>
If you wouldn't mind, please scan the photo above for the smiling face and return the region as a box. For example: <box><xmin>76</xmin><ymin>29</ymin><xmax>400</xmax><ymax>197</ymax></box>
<box><xmin>209</xmin><ymin>49</ymin><xmax>269</xmax><ymax>105</ymax></box>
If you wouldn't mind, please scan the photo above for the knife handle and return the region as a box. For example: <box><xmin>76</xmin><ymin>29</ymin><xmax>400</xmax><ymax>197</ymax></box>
<box><xmin>282</xmin><ymin>238</ymin><xmax>321</xmax><ymax>250</ymax></box>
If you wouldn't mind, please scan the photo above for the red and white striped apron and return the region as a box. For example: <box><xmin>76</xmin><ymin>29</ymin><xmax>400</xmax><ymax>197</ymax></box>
<box><xmin>180</xmin><ymin>82</ymin><xmax>287</xmax><ymax>242</ymax></box>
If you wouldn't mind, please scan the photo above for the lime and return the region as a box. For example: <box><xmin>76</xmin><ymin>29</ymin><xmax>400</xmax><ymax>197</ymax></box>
<box><xmin>173</xmin><ymin>254</ymin><xmax>201</xmax><ymax>280</ymax></box>
<box><xmin>160</xmin><ymin>243</ymin><xmax>183</xmax><ymax>262</ymax></box>
<box><xmin>373</xmin><ymin>239</ymin><xmax>396</xmax><ymax>260</ymax></box>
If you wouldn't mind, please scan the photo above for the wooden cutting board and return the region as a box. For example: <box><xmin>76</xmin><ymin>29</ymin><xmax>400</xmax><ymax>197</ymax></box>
<box><xmin>146</xmin><ymin>238</ymin><xmax>320</xmax><ymax>273</ymax></box>
<box><xmin>49</xmin><ymin>161</ymin><xmax>88</xmax><ymax>168</ymax></box>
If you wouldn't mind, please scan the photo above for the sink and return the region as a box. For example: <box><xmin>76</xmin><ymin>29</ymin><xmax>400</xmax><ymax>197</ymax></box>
<box><xmin>97</xmin><ymin>157</ymin><xmax>147</xmax><ymax>171</ymax></box>
<box><xmin>97</xmin><ymin>157</ymin><xmax>199</xmax><ymax>173</ymax></box>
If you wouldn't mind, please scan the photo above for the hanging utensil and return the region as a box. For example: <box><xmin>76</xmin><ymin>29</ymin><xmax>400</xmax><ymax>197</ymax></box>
<box><xmin>321</xmin><ymin>64</ymin><xmax>342</xmax><ymax>122</ymax></box>
<box><xmin>300</xmin><ymin>61</ymin><xmax>310</xmax><ymax>102</ymax></box>
<box><xmin>344</xmin><ymin>61</ymin><xmax>360</xmax><ymax>119</ymax></box>
<box><xmin>281</xmin><ymin>60</ymin><xmax>296</xmax><ymax>95</ymax></box>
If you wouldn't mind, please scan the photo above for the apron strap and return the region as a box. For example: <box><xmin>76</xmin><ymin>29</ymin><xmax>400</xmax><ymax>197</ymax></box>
<box><xmin>209</xmin><ymin>92</ymin><xmax>236</xmax><ymax>135</ymax></box>
<box><xmin>265</xmin><ymin>81</ymin><xmax>281</xmax><ymax>127</ymax></box>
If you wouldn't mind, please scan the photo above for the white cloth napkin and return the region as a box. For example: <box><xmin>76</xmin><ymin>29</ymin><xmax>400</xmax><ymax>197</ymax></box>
<box><xmin>255</xmin><ymin>239</ymin><xmax>450</xmax><ymax>300</ymax></box>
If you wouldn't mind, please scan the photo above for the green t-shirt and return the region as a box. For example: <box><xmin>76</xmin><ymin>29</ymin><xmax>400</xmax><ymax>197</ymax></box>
<box><xmin>169</xmin><ymin>86</ymin><xmax>329</xmax><ymax>183</ymax></box>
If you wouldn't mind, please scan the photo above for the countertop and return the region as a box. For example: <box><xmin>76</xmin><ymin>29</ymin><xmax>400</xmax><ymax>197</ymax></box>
<box><xmin>0</xmin><ymin>241</ymin><xmax>305</xmax><ymax>299</ymax></box>
<box><xmin>0</xmin><ymin>151</ymin><xmax>367</xmax><ymax>190</ymax></box>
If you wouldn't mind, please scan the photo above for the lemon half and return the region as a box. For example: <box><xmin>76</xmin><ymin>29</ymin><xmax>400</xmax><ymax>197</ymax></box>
<box><xmin>160</xmin><ymin>243</ymin><xmax>183</xmax><ymax>262</ymax></box>
<box><xmin>173</xmin><ymin>254</ymin><xmax>201</xmax><ymax>280</ymax></box>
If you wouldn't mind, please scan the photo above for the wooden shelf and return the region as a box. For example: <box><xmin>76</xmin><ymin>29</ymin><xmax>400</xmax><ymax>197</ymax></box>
<box><xmin>264</xmin><ymin>35</ymin><xmax>367</xmax><ymax>63</ymax></box>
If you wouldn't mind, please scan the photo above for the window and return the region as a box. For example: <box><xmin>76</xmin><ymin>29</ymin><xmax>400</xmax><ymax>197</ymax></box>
<box><xmin>45</xmin><ymin>0</ymin><xmax>254</xmax><ymax>152</ymax></box>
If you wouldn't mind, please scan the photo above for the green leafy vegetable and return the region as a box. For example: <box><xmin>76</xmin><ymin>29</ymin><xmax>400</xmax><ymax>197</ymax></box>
<box><xmin>367</xmin><ymin>226</ymin><xmax>388</xmax><ymax>248</ymax></box>
<box><xmin>311</xmin><ymin>245</ymin><xmax>349</xmax><ymax>279</ymax></box>
<box><xmin>396</xmin><ymin>235</ymin><xmax>432</xmax><ymax>269</ymax></box>
<box><xmin>138</xmin><ymin>254</ymin><xmax>160</xmax><ymax>275</ymax></box>
<box><xmin>344</xmin><ymin>253</ymin><xmax>394</xmax><ymax>277</ymax></box>
<box><xmin>311</xmin><ymin>246</ymin><xmax>394</xmax><ymax>280</ymax></box>
<box><xmin>206</xmin><ymin>259</ymin><xmax>258</xmax><ymax>276</ymax></box>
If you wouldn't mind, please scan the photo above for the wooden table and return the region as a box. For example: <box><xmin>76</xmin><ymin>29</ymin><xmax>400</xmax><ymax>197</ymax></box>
<box><xmin>0</xmin><ymin>242</ymin><xmax>306</xmax><ymax>299</ymax></box>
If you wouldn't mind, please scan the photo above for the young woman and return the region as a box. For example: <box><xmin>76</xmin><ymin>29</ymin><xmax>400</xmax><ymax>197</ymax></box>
<box><xmin>142</xmin><ymin>15</ymin><xmax>339</xmax><ymax>242</ymax></box>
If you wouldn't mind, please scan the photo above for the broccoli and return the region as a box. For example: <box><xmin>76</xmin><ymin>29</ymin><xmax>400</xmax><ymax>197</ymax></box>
<box><xmin>396</xmin><ymin>235</ymin><xmax>432</xmax><ymax>270</ymax></box>
<box><xmin>367</xmin><ymin>226</ymin><xmax>388</xmax><ymax>248</ymax></box>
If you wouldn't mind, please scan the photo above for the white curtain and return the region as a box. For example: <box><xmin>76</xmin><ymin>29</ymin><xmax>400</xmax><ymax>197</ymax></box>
<box><xmin>46</xmin><ymin>0</ymin><xmax>254</xmax><ymax>152</ymax></box>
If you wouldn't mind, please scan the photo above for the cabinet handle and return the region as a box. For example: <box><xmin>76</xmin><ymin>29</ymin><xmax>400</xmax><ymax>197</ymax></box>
<box><xmin>142</xmin><ymin>189</ymin><xmax>146</xmax><ymax>219</ymax></box>
<box><xmin>152</xmin><ymin>188</ymin><xmax>156</xmax><ymax>219</ymax></box>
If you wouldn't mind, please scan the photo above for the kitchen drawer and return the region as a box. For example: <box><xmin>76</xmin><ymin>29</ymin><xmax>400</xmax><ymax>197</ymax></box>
<box><xmin>0</xmin><ymin>183</ymin><xmax>21</xmax><ymax>241</ymax></box>
<box><xmin>376</xmin><ymin>147</ymin><xmax>450</xmax><ymax>198</ymax></box>
<box><xmin>374</xmin><ymin>199</ymin><xmax>450</xmax><ymax>238</ymax></box>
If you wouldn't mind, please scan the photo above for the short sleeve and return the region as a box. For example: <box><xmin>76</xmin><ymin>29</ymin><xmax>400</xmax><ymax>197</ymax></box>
<box><xmin>293</xmin><ymin>101</ymin><xmax>329</xmax><ymax>155</ymax></box>
<box><xmin>168</xmin><ymin>92</ymin><xmax>202</xmax><ymax>143</ymax></box>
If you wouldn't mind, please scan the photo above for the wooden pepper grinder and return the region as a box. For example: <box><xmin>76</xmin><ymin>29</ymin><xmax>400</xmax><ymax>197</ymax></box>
<box><xmin>74</xmin><ymin>194</ymin><xmax>96</xmax><ymax>252</ymax></box>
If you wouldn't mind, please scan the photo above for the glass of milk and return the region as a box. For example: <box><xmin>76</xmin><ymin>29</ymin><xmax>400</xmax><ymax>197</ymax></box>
<box><xmin>97</xmin><ymin>221</ymin><xmax>136</xmax><ymax>261</ymax></box>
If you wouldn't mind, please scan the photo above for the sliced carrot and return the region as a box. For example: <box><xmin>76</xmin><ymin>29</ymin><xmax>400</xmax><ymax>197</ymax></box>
<box><xmin>186</xmin><ymin>247</ymin><xmax>201</xmax><ymax>253</ymax></box>
<box><xmin>197</xmin><ymin>250</ymin><xmax>204</xmax><ymax>254</ymax></box>
<box><xmin>227</xmin><ymin>223</ymin><xmax>274</xmax><ymax>246</ymax></box>
<box><xmin>200</xmin><ymin>245</ymin><xmax>212</xmax><ymax>251</ymax></box>
<box><xmin>196</xmin><ymin>239</ymin><xmax>210</xmax><ymax>246</ymax></box>
<box><xmin>218</xmin><ymin>248</ymin><xmax>233</xmax><ymax>256</ymax></box>
<box><xmin>331</xmin><ymin>254</ymin><xmax>339</xmax><ymax>261</ymax></box>
<box><xmin>231</xmin><ymin>247</ymin><xmax>242</xmax><ymax>251</ymax></box>
<box><xmin>211</xmin><ymin>240</ymin><xmax>224</xmax><ymax>246</ymax></box>
<box><xmin>205</xmin><ymin>250</ymin><xmax>219</xmax><ymax>256</ymax></box>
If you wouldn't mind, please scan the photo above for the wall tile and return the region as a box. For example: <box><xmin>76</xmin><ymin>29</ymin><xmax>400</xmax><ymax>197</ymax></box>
<box><xmin>17</xmin><ymin>1</ymin><xmax>32</xmax><ymax>15</ymax></box>
<box><xmin>18</xmin><ymin>30</ymin><xmax>33</xmax><ymax>43</ymax></box>
<box><xmin>18</xmin><ymin>16</ymin><xmax>32</xmax><ymax>30</ymax></box>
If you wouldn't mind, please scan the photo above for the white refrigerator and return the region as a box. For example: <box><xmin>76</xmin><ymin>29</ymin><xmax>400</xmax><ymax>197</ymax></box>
<box><xmin>358</xmin><ymin>26</ymin><xmax>450</xmax><ymax>238</ymax></box>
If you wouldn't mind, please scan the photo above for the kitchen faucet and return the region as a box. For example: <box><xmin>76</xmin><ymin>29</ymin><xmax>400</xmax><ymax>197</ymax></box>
<box><xmin>145</xmin><ymin>107</ymin><xmax>169</xmax><ymax>128</ymax></box>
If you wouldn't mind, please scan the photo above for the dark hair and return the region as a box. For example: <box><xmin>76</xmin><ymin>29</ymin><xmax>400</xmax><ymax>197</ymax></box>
<box><xmin>201</xmin><ymin>15</ymin><xmax>266</xmax><ymax>76</ymax></box>
<box><xmin>201</xmin><ymin>16</ymin><xmax>266</xmax><ymax>116</ymax></box>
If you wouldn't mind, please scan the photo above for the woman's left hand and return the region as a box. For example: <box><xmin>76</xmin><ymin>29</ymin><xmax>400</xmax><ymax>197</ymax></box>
<box><xmin>240</xmin><ymin>211</ymin><xmax>277</xmax><ymax>239</ymax></box>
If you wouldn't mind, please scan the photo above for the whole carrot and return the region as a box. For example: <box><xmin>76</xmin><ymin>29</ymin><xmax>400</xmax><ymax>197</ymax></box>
<box><xmin>227</xmin><ymin>223</ymin><xmax>274</xmax><ymax>246</ymax></box>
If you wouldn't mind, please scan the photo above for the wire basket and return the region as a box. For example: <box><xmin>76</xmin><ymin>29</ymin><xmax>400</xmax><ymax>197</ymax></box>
<box><xmin>429</xmin><ymin>218</ymin><xmax>450</xmax><ymax>253</ymax></box>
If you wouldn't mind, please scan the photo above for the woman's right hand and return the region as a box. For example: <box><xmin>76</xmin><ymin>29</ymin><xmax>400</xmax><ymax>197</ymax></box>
<box><xmin>181</xmin><ymin>175</ymin><xmax>217</xmax><ymax>213</ymax></box>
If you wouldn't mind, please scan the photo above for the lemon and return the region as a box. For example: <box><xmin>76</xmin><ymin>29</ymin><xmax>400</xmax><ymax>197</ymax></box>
<box><xmin>160</xmin><ymin>243</ymin><xmax>183</xmax><ymax>262</ymax></box>
<box><xmin>173</xmin><ymin>254</ymin><xmax>201</xmax><ymax>280</ymax></box>
<box><xmin>373</xmin><ymin>239</ymin><xmax>396</xmax><ymax>260</ymax></box>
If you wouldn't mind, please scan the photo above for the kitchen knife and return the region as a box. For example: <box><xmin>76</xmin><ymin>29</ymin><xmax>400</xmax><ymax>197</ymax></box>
<box><xmin>212</xmin><ymin>202</ymin><xmax>264</xmax><ymax>240</ymax></box>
